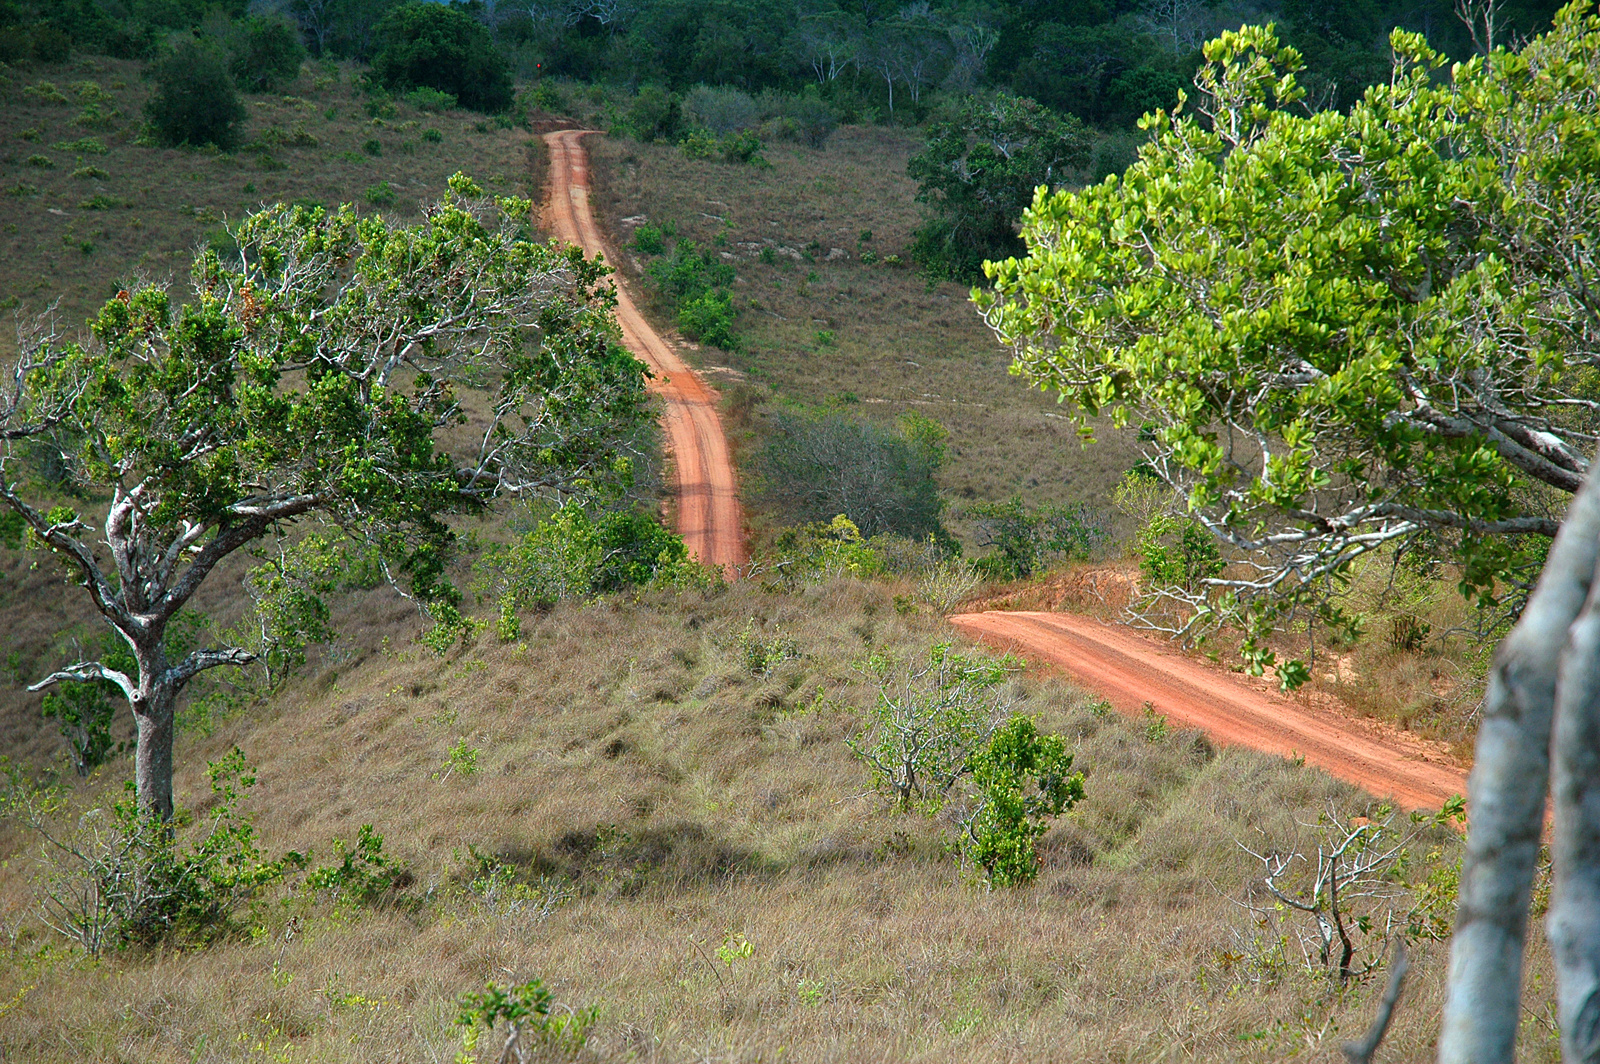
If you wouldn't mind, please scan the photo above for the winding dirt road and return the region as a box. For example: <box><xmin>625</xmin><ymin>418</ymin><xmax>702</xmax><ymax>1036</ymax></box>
<box><xmin>541</xmin><ymin>130</ymin><xmax>1467</xmax><ymax>812</ymax></box>
<box><xmin>541</xmin><ymin>129</ymin><xmax>746</xmax><ymax>573</ymax></box>
<box><xmin>950</xmin><ymin>611</ymin><xmax>1468</xmax><ymax>811</ymax></box>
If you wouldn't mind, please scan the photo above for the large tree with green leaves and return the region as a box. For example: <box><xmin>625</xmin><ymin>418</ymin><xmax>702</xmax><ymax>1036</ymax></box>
<box><xmin>977</xmin><ymin>7</ymin><xmax>1600</xmax><ymax>682</ymax></box>
<box><xmin>909</xmin><ymin>92</ymin><xmax>1092</xmax><ymax>282</ymax></box>
<box><xmin>0</xmin><ymin>174</ymin><xmax>650</xmax><ymax>819</ymax></box>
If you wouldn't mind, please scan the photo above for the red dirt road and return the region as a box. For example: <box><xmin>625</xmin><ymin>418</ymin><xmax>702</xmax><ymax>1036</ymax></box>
<box><xmin>949</xmin><ymin>610</ymin><xmax>1468</xmax><ymax>812</ymax></box>
<box><xmin>541</xmin><ymin>130</ymin><xmax>746</xmax><ymax>573</ymax></box>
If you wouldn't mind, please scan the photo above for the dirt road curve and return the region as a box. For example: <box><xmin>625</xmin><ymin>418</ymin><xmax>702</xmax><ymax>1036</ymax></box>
<box><xmin>541</xmin><ymin>130</ymin><xmax>746</xmax><ymax>573</ymax></box>
<box><xmin>949</xmin><ymin>610</ymin><xmax>1468</xmax><ymax>812</ymax></box>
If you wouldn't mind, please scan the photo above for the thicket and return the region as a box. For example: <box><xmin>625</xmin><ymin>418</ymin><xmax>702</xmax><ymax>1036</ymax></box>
<box><xmin>641</xmin><ymin>235</ymin><xmax>742</xmax><ymax>350</ymax></box>
<box><xmin>226</xmin><ymin>14</ymin><xmax>306</xmax><ymax>92</ymax></box>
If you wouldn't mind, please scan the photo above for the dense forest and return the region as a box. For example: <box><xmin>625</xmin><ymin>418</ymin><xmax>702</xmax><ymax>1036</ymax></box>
<box><xmin>3</xmin><ymin>0</ymin><xmax>1567</xmax><ymax>127</ymax></box>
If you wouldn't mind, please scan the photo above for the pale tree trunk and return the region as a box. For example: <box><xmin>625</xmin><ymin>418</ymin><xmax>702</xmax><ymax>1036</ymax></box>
<box><xmin>1439</xmin><ymin>464</ymin><xmax>1600</xmax><ymax>1063</ymax></box>
<box><xmin>1550</xmin><ymin>567</ymin><xmax>1600</xmax><ymax>1063</ymax></box>
<box><xmin>132</xmin><ymin>681</ymin><xmax>176</xmax><ymax>823</ymax></box>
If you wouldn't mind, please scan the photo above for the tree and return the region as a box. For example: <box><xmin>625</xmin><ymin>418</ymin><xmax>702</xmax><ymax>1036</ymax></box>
<box><xmin>143</xmin><ymin>38</ymin><xmax>248</xmax><ymax>149</ymax></box>
<box><xmin>909</xmin><ymin>92</ymin><xmax>1091</xmax><ymax>281</ymax></box>
<box><xmin>0</xmin><ymin>175</ymin><xmax>651</xmax><ymax>819</ymax></box>
<box><xmin>370</xmin><ymin>2</ymin><xmax>513</xmax><ymax>113</ymax></box>
<box><xmin>228</xmin><ymin>14</ymin><xmax>306</xmax><ymax>92</ymax></box>
<box><xmin>977</xmin><ymin>11</ymin><xmax>1600</xmax><ymax>683</ymax></box>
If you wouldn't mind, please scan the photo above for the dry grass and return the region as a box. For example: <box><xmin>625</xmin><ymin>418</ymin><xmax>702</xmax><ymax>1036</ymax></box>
<box><xmin>0</xmin><ymin>566</ymin><xmax>1532</xmax><ymax>1063</ymax></box>
<box><xmin>0</xmin><ymin>55</ymin><xmax>536</xmax><ymax>346</ymax></box>
<box><xmin>584</xmin><ymin>129</ymin><xmax>1142</xmax><ymax>544</ymax></box>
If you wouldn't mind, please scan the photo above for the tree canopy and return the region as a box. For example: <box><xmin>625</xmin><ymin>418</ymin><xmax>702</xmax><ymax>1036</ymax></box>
<box><xmin>977</xmin><ymin>5</ymin><xmax>1600</xmax><ymax>680</ymax></box>
<box><xmin>0</xmin><ymin>175</ymin><xmax>651</xmax><ymax>817</ymax></box>
<box><xmin>909</xmin><ymin>92</ymin><xmax>1092</xmax><ymax>282</ymax></box>
<box><xmin>370</xmin><ymin>2</ymin><xmax>514</xmax><ymax>113</ymax></box>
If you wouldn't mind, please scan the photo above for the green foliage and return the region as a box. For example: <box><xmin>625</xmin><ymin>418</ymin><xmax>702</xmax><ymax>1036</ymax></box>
<box><xmin>12</xmin><ymin>749</ymin><xmax>300</xmax><ymax>953</ymax></box>
<box><xmin>362</xmin><ymin>136</ymin><xmax>382</xmax><ymax>155</ymax></box>
<box><xmin>1135</xmin><ymin>513</ymin><xmax>1224</xmax><ymax>594</ymax></box>
<box><xmin>980</xmin><ymin>12</ymin><xmax>1600</xmax><ymax>679</ymax></box>
<box><xmin>232</xmin><ymin>533</ymin><xmax>379</xmax><ymax>692</ymax></box>
<box><xmin>908</xmin><ymin>92</ymin><xmax>1091</xmax><ymax>281</ymax></box>
<box><xmin>847</xmin><ymin>642</ymin><xmax>1016</xmax><ymax>807</ymax></box>
<box><xmin>370</xmin><ymin>2</ymin><xmax>513</xmax><ymax>114</ymax></box>
<box><xmin>40</xmin><ymin>669</ymin><xmax>125</xmax><ymax>777</ymax></box>
<box><xmin>303</xmin><ymin>824</ymin><xmax>401</xmax><ymax>906</ymax></box>
<box><xmin>677</xmin><ymin>289</ymin><xmax>740</xmax><ymax>350</ymax></box>
<box><xmin>646</xmin><ymin>237</ymin><xmax>742</xmax><ymax>349</ymax></box>
<box><xmin>476</xmin><ymin>504</ymin><xmax>694</xmax><ymax>632</ymax></box>
<box><xmin>456</xmin><ymin>978</ymin><xmax>598</xmax><ymax>1061</ymax></box>
<box><xmin>421</xmin><ymin>126</ymin><xmax>443</xmax><ymax>143</ymax></box>
<box><xmin>963</xmin><ymin>716</ymin><xmax>1084</xmax><ymax>887</ymax></box>
<box><xmin>757</xmin><ymin>412</ymin><xmax>948</xmax><ymax>540</ymax></box>
<box><xmin>632</xmin><ymin>224</ymin><xmax>666</xmax><ymax>255</ymax></box>
<box><xmin>364</xmin><ymin>179</ymin><xmax>395</xmax><ymax>205</ymax></box>
<box><xmin>679</xmin><ymin>125</ymin><xmax>717</xmax><ymax>159</ymax></box>
<box><xmin>624</xmin><ymin>84</ymin><xmax>682</xmax><ymax>142</ymax></box>
<box><xmin>967</xmin><ymin>495</ymin><xmax>1103</xmax><ymax>580</ymax></box>
<box><xmin>144</xmin><ymin>38</ymin><xmax>247</xmax><ymax>149</ymax></box>
<box><xmin>227</xmin><ymin>14</ymin><xmax>305</xmax><ymax>93</ymax></box>
<box><xmin>734</xmin><ymin>621</ymin><xmax>800</xmax><ymax>676</ymax></box>
<box><xmin>404</xmin><ymin>85</ymin><xmax>456</xmax><ymax>111</ymax></box>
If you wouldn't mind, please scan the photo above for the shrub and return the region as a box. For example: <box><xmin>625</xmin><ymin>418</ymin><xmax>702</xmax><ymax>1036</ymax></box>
<box><xmin>25</xmin><ymin>154</ymin><xmax>53</xmax><ymax>168</ymax></box>
<box><xmin>456</xmin><ymin>979</ymin><xmax>598</xmax><ymax>1061</ymax></box>
<box><xmin>405</xmin><ymin>85</ymin><xmax>456</xmax><ymax>111</ymax></box>
<box><xmin>421</xmin><ymin>126</ymin><xmax>442</xmax><ymax>143</ymax></box>
<box><xmin>476</xmin><ymin>505</ymin><xmax>693</xmax><ymax>637</ymax></box>
<box><xmin>679</xmin><ymin>125</ymin><xmax>717</xmax><ymax>159</ymax></box>
<box><xmin>625</xmin><ymin>84</ymin><xmax>681</xmax><ymax>142</ymax></box>
<box><xmin>632</xmin><ymin>223</ymin><xmax>666</xmax><ymax>255</ymax></box>
<box><xmin>967</xmin><ymin>495</ymin><xmax>1104</xmax><ymax>579</ymax></box>
<box><xmin>370</xmin><ymin>2</ymin><xmax>513</xmax><ymax>114</ymax></box>
<box><xmin>718</xmin><ymin>128</ymin><xmax>766</xmax><ymax>166</ymax></box>
<box><xmin>678</xmin><ymin>290</ymin><xmax>740</xmax><ymax>350</ymax></box>
<box><xmin>756</xmin><ymin>412</ymin><xmax>948</xmax><ymax>540</ymax></box>
<box><xmin>683</xmin><ymin>85</ymin><xmax>758</xmax><ymax>134</ymax></box>
<box><xmin>847</xmin><ymin>642</ymin><xmax>1014</xmax><ymax>807</ymax></box>
<box><xmin>144</xmin><ymin>39</ymin><xmax>247</xmax><ymax>150</ymax></box>
<box><xmin>962</xmin><ymin>717</ymin><xmax>1084</xmax><ymax>887</ymax></box>
<box><xmin>228</xmin><ymin>15</ymin><xmax>305</xmax><ymax>93</ymax></box>
<box><xmin>362</xmin><ymin>137</ymin><xmax>382</xmax><ymax>155</ymax></box>
<box><xmin>364</xmin><ymin>180</ymin><xmax>396</xmax><ymax>205</ymax></box>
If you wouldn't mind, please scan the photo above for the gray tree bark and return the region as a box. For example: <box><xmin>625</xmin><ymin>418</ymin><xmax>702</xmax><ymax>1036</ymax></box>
<box><xmin>1439</xmin><ymin>463</ymin><xmax>1600</xmax><ymax>1062</ymax></box>
<box><xmin>1550</xmin><ymin>556</ymin><xmax>1600</xmax><ymax>1063</ymax></box>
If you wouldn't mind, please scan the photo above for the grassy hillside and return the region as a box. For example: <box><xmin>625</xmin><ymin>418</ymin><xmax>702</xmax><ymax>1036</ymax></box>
<box><xmin>0</xmin><ymin>54</ymin><xmax>537</xmax><ymax>343</ymax></box>
<box><xmin>584</xmin><ymin>128</ymin><xmax>1143</xmax><ymax>541</ymax></box>
<box><xmin>1</xmin><ymin>570</ymin><xmax>1508</xmax><ymax>1063</ymax></box>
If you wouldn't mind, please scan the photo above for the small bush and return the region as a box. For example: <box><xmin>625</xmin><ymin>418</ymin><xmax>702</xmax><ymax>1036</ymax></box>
<box><xmin>52</xmin><ymin>137</ymin><xmax>106</xmax><ymax>154</ymax></box>
<box><xmin>364</xmin><ymin>180</ymin><xmax>396</xmax><ymax>205</ymax></box>
<box><xmin>718</xmin><ymin>129</ymin><xmax>767</xmax><ymax>166</ymax></box>
<box><xmin>228</xmin><ymin>15</ymin><xmax>305</xmax><ymax>93</ymax></box>
<box><xmin>625</xmin><ymin>84</ymin><xmax>681</xmax><ymax>142</ymax></box>
<box><xmin>679</xmin><ymin>125</ymin><xmax>717</xmax><ymax>159</ymax></box>
<box><xmin>421</xmin><ymin>127</ymin><xmax>443</xmax><ymax>143</ymax></box>
<box><xmin>756</xmin><ymin>412</ymin><xmax>948</xmax><ymax>540</ymax></box>
<box><xmin>25</xmin><ymin>154</ymin><xmax>54</xmax><ymax>168</ymax></box>
<box><xmin>632</xmin><ymin>223</ymin><xmax>666</xmax><ymax>255</ymax></box>
<box><xmin>678</xmin><ymin>290</ymin><xmax>740</xmax><ymax>350</ymax></box>
<box><xmin>405</xmin><ymin>85</ymin><xmax>457</xmax><ymax>111</ymax></box>
<box><xmin>456</xmin><ymin>979</ymin><xmax>598</xmax><ymax>1060</ymax></box>
<box><xmin>362</xmin><ymin>137</ymin><xmax>382</xmax><ymax>156</ymax></box>
<box><xmin>70</xmin><ymin>165</ymin><xmax>109</xmax><ymax>180</ymax></box>
<box><xmin>144</xmin><ymin>40</ymin><xmax>247</xmax><ymax>150</ymax></box>
<box><xmin>968</xmin><ymin>495</ymin><xmax>1105</xmax><ymax>580</ymax></box>
<box><xmin>962</xmin><ymin>717</ymin><xmax>1084</xmax><ymax>887</ymax></box>
<box><xmin>683</xmin><ymin>85</ymin><xmax>758</xmax><ymax>134</ymax></box>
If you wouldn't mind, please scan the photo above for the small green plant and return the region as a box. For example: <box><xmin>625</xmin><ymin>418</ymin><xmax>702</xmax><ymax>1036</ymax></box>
<box><xmin>52</xmin><ymin>137</ymin><xmax>106</xmax><ymax>154</ymax></box>
<box><xmin>814</xmin><ymin>329</ymin><xmax>836</xmax><ymax>347</ymax></box>
<box><xmin>632</xmin><ymin>223</ymin><xmax>666</xmax><ymax>255</ymax></box>
<box><xmin>25</xmin><ymin>155</ymin><xmax>53</xmax><ymax>169</ymax></box>
<box><xmin>303</xmin><ymin>825</ymin><xmax>401</xmax><ymax>907</ymax></box>
<box><xmin>1141</xmin><ymin>702</ymin><xmax>1168</xmax><ymax>743</ymax></box>
<box><xmin>434</xmin><ymin>737</ymin><xmax>480</xmax><ymax>781</ymax></box>
<box><xmin>18</xmin><ymin>126</ymin><xmax>44</xmax><ymax>142</ymax></box>
<box><xmin>680</xmin><ymin>126</ymin><xmax>717</xmax><ymax>158</ymax></box>
<box><xmin>404</xmin><ymin>86</ymin><xmax>457</xmax><ymax>112</ymax></box>
<box><xmin>962</xmin><ymin>716</ymin><xmax>1085</xmax><ymax>887</ymax></box>
<box><xmin>23</xmin><ymin>81</ymin><xmax>69</xmax><ymax>103</ymax></box>
<box><xmin>678</xmin><ymin>290</ymin><xmax>740</xmax><ymax>350</ymax></box>
<box><xmin>6</xmin><ymin>183</ymin><xmax>40</xmax><ymax>197</ymax></box>
<box><xmin>78</xmin><ymin>194</ymin><xmax>123</xmax><ymax>210</ymax></box>
<box><xmin>531</xmin><ymin>82</ymin><xmax>562</xmax><ymax>110</ymax></box>
<box><xmin>455</xmin><ymin>979</ymin><xmax>598</xmax><ymax>1062</ymax></box>
<box><xmin>70</xmin><ymin>165</ymin><xmax>109</xmax><ymax>180</ymax></box>
<box><xmin>364</xmin><ymin>180</ymin><xmax>396</xmax><ymax>206</ymax></box>
<box><xmin>362</xmin><ymin>138</ymin><xmax>383</xmax><ymax>156</ymax></box>
<box><xmin>421</xmin><ymin>127</ymin><xmax>443</xmax><ymax>143</ymax></box>
<box><xmin>733</xmin><ymin>621</ymin><xmax>800</xmax><ymax>676</ymax></box>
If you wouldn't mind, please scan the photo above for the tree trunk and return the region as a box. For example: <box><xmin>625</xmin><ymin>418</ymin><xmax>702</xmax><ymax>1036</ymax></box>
<box><xmin>1439</xmin><ymin>464</ymin><xmax>1600</xmax><ymax>1063</ymax></box>
<box><xmin>1550</xmin><ymin>558</ymin><xmax>1600</xmax><ymax>1064</ymax></box>
<box><xmin>132</xmin><ymin>676</ymin><xmax>176</xmax><ymax>822</ymax></box>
